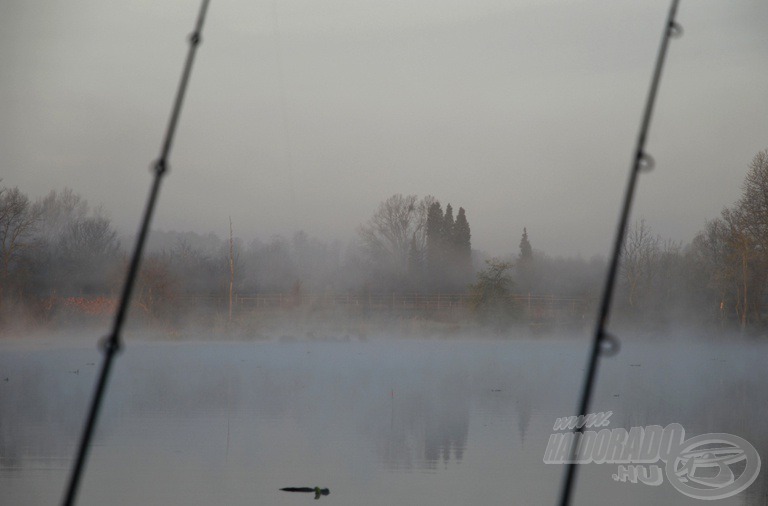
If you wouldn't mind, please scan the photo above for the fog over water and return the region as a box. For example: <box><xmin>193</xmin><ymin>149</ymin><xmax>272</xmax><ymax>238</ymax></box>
<box><xmin>2</xmin><ymin>334</ymin><xmax>767</xmax><ymax>505</ymax></box>
<box><xmin>2</xmin><ymin>1</ymin><xmax>767</xmax><ymax>256</ymax></box>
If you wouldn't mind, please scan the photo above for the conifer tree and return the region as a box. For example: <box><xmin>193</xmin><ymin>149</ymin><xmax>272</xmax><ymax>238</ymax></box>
<box><xmin>517</xmin><ymin>227</ymin><xmax>534</xmax><ymax>293</ymax></box>
<box><xmin>452</xmin><ymin>207</ymin><xmax>472</xmax><ymax>283</ymax></box>
<box><xmin>519</xmin><ymin>227</ymin><xmax>533</xmax><ymax>262</ymax></box>
<box><xmin>424</xmin><ymin>201</ymin><xmax>473</xmax><ymax>290</ymax></box>
<box><xmin>425</xmin><ymin>201</ymin><xmax>444</xmax><ymax>286</ymax></box>
<box><xmin>443</xmin><ymin>204</ymin><xmax>455</xmax><ymax>242</ymax></box>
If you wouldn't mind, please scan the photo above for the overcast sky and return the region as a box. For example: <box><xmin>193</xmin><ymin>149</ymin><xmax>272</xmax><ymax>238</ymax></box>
<box><xmin>1</xmin><ymin>1</ymin><xmax>766</xmax><ymax>258</ymax></box>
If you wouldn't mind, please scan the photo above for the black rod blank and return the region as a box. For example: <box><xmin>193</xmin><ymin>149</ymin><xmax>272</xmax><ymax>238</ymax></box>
<box><xmin>556</xmin><ymin>1</ymin><xmax>681</xmax><ymax>505</ymax></box>
<box><xmin>61</xmin><ymin>2</ymin><xmax>211</xmax><ymax>505</ymax></box>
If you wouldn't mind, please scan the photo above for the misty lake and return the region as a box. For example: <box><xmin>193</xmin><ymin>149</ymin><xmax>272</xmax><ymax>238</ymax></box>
<box><xmin>2</xmin><ymin>332</ymin><xmax>767</xmax><ymax>506</ymax></box>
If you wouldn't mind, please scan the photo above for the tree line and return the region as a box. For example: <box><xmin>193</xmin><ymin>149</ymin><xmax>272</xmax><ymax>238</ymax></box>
<box><xmin>509</xmin><ymin>149</ymin><xmax>768</xmax><ymax>330</ymax></box>
<box><xmin>0</xmin><ymin>188</ymin><xmax>475</xmax><ymax>329</ymax></box>
<box><xmin>2</xmin><ymin>148</ymin><xmax>768</xmax><ymax>332</ymax></box>
<box><xmin>688</xmin><ymin>149</ymin><xmax>768</xmax><ymax>328</ymax></box>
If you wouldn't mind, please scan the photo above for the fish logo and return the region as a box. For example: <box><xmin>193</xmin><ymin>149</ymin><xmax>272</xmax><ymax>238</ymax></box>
<box><xmin>666</xmin><ymin>434</ymin><xmax>761</xmax><ymax>500</ymax></box>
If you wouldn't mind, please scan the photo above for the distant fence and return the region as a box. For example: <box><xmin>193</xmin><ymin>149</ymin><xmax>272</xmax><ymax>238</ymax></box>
<box><xmin>180</xmin><ymin>292</ymin><xmax>595</xmax><ymax>323</ymax></box>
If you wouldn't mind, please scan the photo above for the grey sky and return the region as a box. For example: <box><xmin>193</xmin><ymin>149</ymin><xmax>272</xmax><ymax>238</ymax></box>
<box><xmin>1</xmin><ymin>1</ymin><xmax>766</xmax><ymax>257</ymax></box>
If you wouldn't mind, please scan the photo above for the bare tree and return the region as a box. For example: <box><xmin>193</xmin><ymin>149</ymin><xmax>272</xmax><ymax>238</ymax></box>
<box><xmin>690</xmin><ymin>219</ymin><xmax>732</xmax><ymax>322</ymax></box>
<box><xmin>721</xmin><ymin>207</ymin><xmax>759</xmax><ymax>329</ymax></box>
<box><xmin>621</xmin><ymin>219</ymin><xmax>660</xmax><ymax>310</ymax></box>
<box><xmin>57</xmin><ymin>212</ymin><xmax>120</xmax><ymax>295</ymax></box>
<box><xmin>59</xmin><ymin>214</ymin><xmax>119</xmax><ymax>258</ymax></box>
<box><xmin>651</xmin><ymin>237</ymin><xmax>683</xmax><ymax>314</ymax></box>
<box><xmin>358</xmin><ymin>194</ymin><xmax>435</xmax><ymax>283</ymax></box>
<box><xmin>732</xmin><ymin>150</ymin><xmax>768</xmax><ymax>325</ymax></box>
<box><xmin>738</xmin><ymin>150</ymin><xmax>768</xmax><ymax>253</ymax></box>
<box><xmin>0</xmin><ymin>186</ymin><xmax>41</xmax><ymax>308</ymax></box>
<box><xmin>34</xmin><ymin>188</ymin><xmax>88</xmax><ymax>240</ymax></box>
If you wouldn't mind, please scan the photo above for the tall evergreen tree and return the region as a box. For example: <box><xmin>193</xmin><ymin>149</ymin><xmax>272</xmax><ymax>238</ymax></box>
<box><xmin>440</xmin><ymin>204</ymin><xmax>457</xmax><ymax>289</ymax></box>
<box><xmin>424</xmin><ymin>201</ymin><xmax>473</xmax><ymax>290</ymax></box>
<box><xmin>442</xmin><ymin>204</ymin><xmax>455</xmax><ymax>242</ymax></box>
<box><xmin>425</xmin><ymin>201</ymin><xmax>444</xmax><ymax>286</ymax></box>
<box><xmin>452</xmin><ymin>207</ymin><xmax>472</xmax><ymax>284</ymax></box>
<box><xmin>517</xmin><ymin>227</ymin><xmax>534</xmax><ymax>293</ymax></box>
<box><xmin>519</xmin><ymin>227</ymin><xmax>533</xmax><ymax>262</ymax></box>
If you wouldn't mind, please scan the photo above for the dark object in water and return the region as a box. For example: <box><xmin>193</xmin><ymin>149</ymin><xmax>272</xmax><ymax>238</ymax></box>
<box><xmin>280</xmin><ymin>487</ymin><xmax>330</xmax><ymax>500</ymax></box>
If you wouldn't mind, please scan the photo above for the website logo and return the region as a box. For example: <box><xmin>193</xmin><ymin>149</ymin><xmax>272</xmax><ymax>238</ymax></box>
<box><xmin>543</xmin><ymin>412</ymin><xmax>761</xmax><ymax>500</ymax></box>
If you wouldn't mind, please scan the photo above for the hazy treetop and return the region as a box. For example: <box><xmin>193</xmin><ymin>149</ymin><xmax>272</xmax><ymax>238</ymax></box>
<box><xmin>1</xmin><ymin>1</ymin><xmax>766</xmax><ymax>257</ymax></box>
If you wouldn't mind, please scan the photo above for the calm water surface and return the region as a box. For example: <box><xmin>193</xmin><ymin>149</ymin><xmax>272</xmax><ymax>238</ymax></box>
<box><xmin>1</xmin><ymin>333</ymin><xmax>766</xmax><ymax>505</ymax></box>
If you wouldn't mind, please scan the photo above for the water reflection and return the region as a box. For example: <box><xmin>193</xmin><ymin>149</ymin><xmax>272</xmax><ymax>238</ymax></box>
<box><xmin>0</xmin><ymin>335</ymin><xmax>765</xmax><ymax>505</ymax></box>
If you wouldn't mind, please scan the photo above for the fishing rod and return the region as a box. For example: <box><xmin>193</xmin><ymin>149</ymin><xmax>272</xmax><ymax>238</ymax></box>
<box><xmin>556</xmin><ymin>1</ymin><xmax>682</xmax><ymax>505</ymax></box>
<box><xmin>61</xmin><ymin>1</ymin><xmax>211</xmax><ymax>505</ymax></box>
